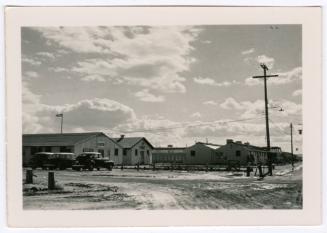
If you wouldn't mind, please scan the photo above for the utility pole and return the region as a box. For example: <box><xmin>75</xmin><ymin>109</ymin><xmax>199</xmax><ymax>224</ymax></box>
<box><xmin>253</xmin><ymin>63</ymin><xmax>279</xmax><ymax>176</ymax></box>
<box><xmin>290</xmin><ymin>123</ymin><xmax>294</xmax><ymax>171</ymax></box>
<box><xmin>56</xmin><ymin>113</ymin><xmax>64</xmax><ymax>134</ymax></box>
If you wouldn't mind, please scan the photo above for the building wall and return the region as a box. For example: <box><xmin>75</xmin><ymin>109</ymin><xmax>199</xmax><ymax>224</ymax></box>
<box><xmin>22</xmin><ymin>145</ymin><xmax>74</xmax><ymax>166</ymax></box>
<box><xmin>74</xmin><ymin>135</ymin><xmax>123</xmax><ymax>165</ymax></box>
<box><xmin>216</xmin><ymin>142</ymin><xmax>268</xmax><ymax>165</ymax></box>
<box><xmin>122</xmin><ymin>139</ymin><xmax>153</xmax><ymax>165</ymax></box>
<box><xmin>152</xmin><ymin>148</ymin><xmax>186</xmax><ymax>164</ymax></box>
<box><xmin>184</xmin><ymin>143</ymin><xmax>219</xmax><ymax>165</ymax></box>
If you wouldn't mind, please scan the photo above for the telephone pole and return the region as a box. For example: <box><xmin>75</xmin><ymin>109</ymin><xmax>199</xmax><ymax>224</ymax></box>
<box><xmin>290</xmin><ymin>123</ymin><xmax>294</xmax><ymax>171</ymax></box>
<box><xmin>253</xmin><ymin>63</ymin><xmax>279</xmax><ymax>176</ymax></box>
<box><xmin>56</xmin><ymin>113</ymin><xmax>64</xmax><ymax>134</ymax></box>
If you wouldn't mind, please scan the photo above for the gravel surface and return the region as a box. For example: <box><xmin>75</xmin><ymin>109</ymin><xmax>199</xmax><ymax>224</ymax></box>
<box><xmin>23</xmin><ymin>163</ymin><xmax>302</xmax><ymax>210</ymax></box>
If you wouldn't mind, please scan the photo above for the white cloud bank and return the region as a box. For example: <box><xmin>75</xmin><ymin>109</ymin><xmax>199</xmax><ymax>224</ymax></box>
<box><xmin>35</xmin><ymin>26</ymin><xmax>202</xmax><ymax>94</ymax></box>
<box><xmin>193</xmin><ymin>77</ymin><xmax>239</xmax><ymax>87</ymax></box>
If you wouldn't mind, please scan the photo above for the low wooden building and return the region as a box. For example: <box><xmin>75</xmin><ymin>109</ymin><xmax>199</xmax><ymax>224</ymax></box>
<box><xmin>114</xmin><ymin>136</ymin><xmax>154</xmax><ymax>165</ymax></box>
<box><xmin>22</xmin><ymin>132</ymin><xmax>123</xmax><ymax>166</ymax></box>
<box><xmin>184</xmin><ymin>142</ymin><xmax>222</xmax><ymax>165</ymax></box>
<box><xmin>215</xmin><ymin>139</ymin><xmax>269</xmax><ymax>166</ymax></box>
<box><xmin>152</xmin><ymin>146</ymin><xmax>187</xmax><ymax>164</ymax></box>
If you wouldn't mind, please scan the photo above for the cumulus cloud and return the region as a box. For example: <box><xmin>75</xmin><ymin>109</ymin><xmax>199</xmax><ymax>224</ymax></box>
<box><xmin>35</xmin><ymin>26</ymin><xmax>201</xmax><ymax>93</ymax></box>
<box><xmin>245</xmin><ymin>67</ymin><xmax>302</xmax><ymax>86</ymax></box>
<box><xmin>220</xmin><ymin>97</ymin><xmax>302</xmax><ymax>119</ymax></box>
<box><xmin>24</xmin><ymin>71</ymin><xmax>39</xmax><ymax>79</ymax></box>
<box><xmin>49</xmin><ymin>67</ymin><xmax>69</xmax><ymax>73</ymax></box>
<box><xmin>81</xmin><ymin>74</ymin><xmax>106</xmax><ymax>82</ymax></box>
<box><xmin>243</xmin><ymin>54</ymin><xmax>275</xmax><ymax>69</ymax></box>
<box><xmin>134</xmin><ymin>89</ymin><xmax>165</xmax><ymax>103</ymax></box>
<box><xmin>256</xmin><ymin>55</ymin><xmax>275</xmax><ymax>69</ymax></box>
<box><xmin>190</xmin><ymin>112</ymin><xmax>202</xmax><ymax>118</ymax></box>
<box><xmin>241</xmin><ymin>48</ymin><xmax>255</xmax><ymax>55</ymax></box>
<box><xmin>203</xmin><ymin>100</ymin><xmax>218</xmax><ymax>106</ymax></box>
<box><xmin>22</xmin><ymin>57</ymin><xmax>41</xmax><ymax>66</ymax></box>
<box><xmin>22</xmin><ymin>83</ymin><xmax>136</xmax><ymax>133</ymax></box>
<box><xmin>36</xmin><ymin>52</ymin><xmax>56</xmax><ymax>60</ymax></box>
<box><xmin>292</xmin><ymin>89</ymin><xmax>302</xmax><ymax>97</ymax></box>
<box><xmin>193</xmin><ymin>77</ymin><xmax>238</xmax><ymax>87</ymax></box>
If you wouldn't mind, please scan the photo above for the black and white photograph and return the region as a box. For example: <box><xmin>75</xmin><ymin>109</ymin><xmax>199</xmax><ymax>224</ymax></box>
<box><xmin>4</xmin><ymin>6</ymin><xmax>322</xmax><ymax>227</ymax></box>
<box><xmin>21</xmin><ymin>24</ymin><xmax>303</xmax><ymax>210</ymax></box>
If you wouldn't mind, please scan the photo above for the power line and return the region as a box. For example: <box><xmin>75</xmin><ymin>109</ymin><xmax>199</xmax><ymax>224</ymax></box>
<box><xmin>110</xmin><ymin>116</ymin><xmax>265</xmax><ymax>135</ymax></box>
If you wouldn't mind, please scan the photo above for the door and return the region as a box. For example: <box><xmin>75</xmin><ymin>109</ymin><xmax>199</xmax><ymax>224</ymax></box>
<box><xmin>140</xmin><ymin>151</ymin><xmax>145</xmax><ymax>165</ymax></box>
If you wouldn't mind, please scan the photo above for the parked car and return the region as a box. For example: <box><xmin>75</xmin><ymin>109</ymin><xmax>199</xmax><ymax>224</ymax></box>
<box><xmin>49</xmin><ymin>153</ymin><xmax>75</xmax><ymax>170</ymax></box>
<box><xmin>72</xmin><ymin>152</ymin><xmax>114</xmax><ymax>171</ymax></box>
<box><xmin>29</xmin><ymin>152</ymin><xmax>55</xmax><ymax>170</ymax></box>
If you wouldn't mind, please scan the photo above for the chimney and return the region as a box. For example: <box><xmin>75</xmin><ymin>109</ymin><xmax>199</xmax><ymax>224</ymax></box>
<box><xmin>244</xmin><ymin>142</ymin><xmax>250</xmax><ymax>146</ymax></box>
<box><xmin>117</xmin><ymin>134</ymin><xmax>125</xmax><ymax>142</ymax></box>
<box><xmin>226</xmin><ymin>139</ymin><xmax>233</xmax><ymax>144</ymax></box>
<box><xmin>168</xmin><ymin>145</ymin><xmax>173</xmax><ymax>148</ymax></box>
<box><xmin>235</xmin><ymin>141</ymin><xmax>242</xmax><ymax>144</ymax></box>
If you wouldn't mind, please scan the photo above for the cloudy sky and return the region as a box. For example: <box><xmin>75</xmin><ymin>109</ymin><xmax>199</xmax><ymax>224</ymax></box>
<box><xmin>22</xmin><ymin>25</ymin><xmax>302</xmax><ymax>152</ymax></box>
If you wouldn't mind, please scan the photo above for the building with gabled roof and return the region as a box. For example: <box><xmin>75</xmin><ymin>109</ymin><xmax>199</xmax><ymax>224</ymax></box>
<box><xmin>152</xmin><ymin>145</ymin><xmax>187</xmax><ymax>164</ymax></box>
<box><xmin>215</xmin><ymin>139</ymin><xmax>269</xmax><ymax>166</ymax></box>
<box><xmin>114</xmin><ymin>135</ymin><xmax>154</xmax><ymax>165</ymax></box>
<box><xmin>23</xmin><ymin>132</ymin><xmax>123</xmax><ymax>166</ymax></box>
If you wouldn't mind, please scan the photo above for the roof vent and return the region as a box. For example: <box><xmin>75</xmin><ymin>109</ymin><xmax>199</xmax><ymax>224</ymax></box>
<box><xmin>226</xmin><ymin>139</ymin><xmax>233</xmax><ymax>144</ymax></box>
<box><xmin>117</xmin><ymin>134</ymin><xmax>125</xmax><ymax>142</ymax></box>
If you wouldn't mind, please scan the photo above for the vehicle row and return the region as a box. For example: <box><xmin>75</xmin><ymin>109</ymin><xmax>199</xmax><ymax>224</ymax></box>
<box><xmin>28</xmin><ymin>152</ymin><xmax>114</xmax><ymax>171</ymax></box>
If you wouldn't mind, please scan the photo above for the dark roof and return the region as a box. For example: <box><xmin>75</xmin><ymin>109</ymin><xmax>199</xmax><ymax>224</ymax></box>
<box><xmin>154</xmin><ymin>147</ymin><xmax>186</xmax><ymax>150</ymax></box>
<box><xmin>114</xmin><ymin>137</ymin><xmax>154</xmax><ymax>149</ymax></box>
<box><xmin>23</xmin><ymin>132</ymin><xmax>107</xmax><ymax>147</ymax></box>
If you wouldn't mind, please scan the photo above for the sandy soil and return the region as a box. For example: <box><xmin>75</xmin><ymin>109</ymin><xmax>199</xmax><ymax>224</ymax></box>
<box><xmin>23</xmin><ymin>163</ymin><xmax>302</xmax><ymax>210</ymax></box>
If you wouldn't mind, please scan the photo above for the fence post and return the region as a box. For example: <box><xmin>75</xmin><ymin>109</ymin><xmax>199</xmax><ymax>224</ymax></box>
<box><xmin>121</xmin><ymin>165</ymin><xmax>124</xmax><ymax>170</ymax></box>
<box><xmin>246</xmin><ymin>165</ymin><xmax>251</xmax><ymax>177</ymax></box>
<box><xmin>26</xmin><ymin>169</ymin><xmax>33</xmax><ymax>184</ymax></box>
<box><xmin>206</xmin><ymin>164</ymin><xmax>209</xmax><ymax>172</ymax></box>
<box><xmin>258</xmin><ymin>164</ymin><xmax>263</xmax><ymax>178</ymax></box>
<box><xmin>137</xmin><ymin>163</ymin><xmax>139</xmax><ymax>171</ymax></box>
<box><xmin>152</xmin><ymin>163</ymin><xmax>156</xmax><ymax>171</ymax></box>
<box><xmin>48</xmin><ymin>172</ymin><xmax>55</xmax><ymax>190</ymax></box>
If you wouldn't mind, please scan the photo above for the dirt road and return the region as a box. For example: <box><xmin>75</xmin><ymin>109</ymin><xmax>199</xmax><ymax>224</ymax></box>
<box><xmin>23</xmin><ymin>164</ymin><xmax>302</xmax><ymax>210</ymax></box>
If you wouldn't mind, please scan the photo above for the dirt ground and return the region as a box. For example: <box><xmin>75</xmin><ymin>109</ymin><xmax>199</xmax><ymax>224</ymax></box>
<box><xmin>23</xmin><ymin>163</ymin><xmax>302</xmax><ymax>210</ymax></box>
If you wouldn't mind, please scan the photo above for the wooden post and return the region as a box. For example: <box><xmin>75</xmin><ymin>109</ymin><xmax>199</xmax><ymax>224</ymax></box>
<box><xmin>26</xmin><ymin>169</ymin><xmax>33</xmax><ymax>184</ymax></box>
<box><xmin>121</xmin><ymin>165</ymin><xmax>124</xmax><ymax>170</ymax></box>
<box><xmin>206</xmin><ymin>164</ymin><xmax>209</xmax><ymax>172</ymax></box>
<box><xmin>137</xmin><ymin>163</ymin><xmax>139</xmax><ymax>171</ymax></box>
<box><xmin>258</xmin><ymin>164</ymin><xmax>263</xmax><ymax>178</ymax></box>
<box><xmin>152</xmin><ymin>163</ymin><xmax>156</xmax><ymax>171</ymax></box>
<box><xmin>246</xmin><ymin>165</ymin><xmax>251</xmax><ymax>177</ymax></box>
<box><xmin>48</xmin><ymin>172</ymin><xmax>55</xmax><ymax>190</ymax></box>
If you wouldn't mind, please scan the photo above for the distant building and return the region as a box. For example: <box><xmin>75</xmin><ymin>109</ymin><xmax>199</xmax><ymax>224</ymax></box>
<box><xmin>22</xmin><ymin>132</ymin><xmax>123</xmax><ymax>166</ymax></box>
<box><xmin>184</xmin><ymin>142</ymin><xmax>222</xmax><ymax>165</ymax></box>
<box><xmin>114</xmin><ymin>135</ymin><xmax>154</xmax><ymax>165</ymax></box>
<box><xmin>215</xmin><ymin>139</ymin><xmax>269</xmax><ymax>165</ymax></box>
<box><xmin>152</xmin><ymin>145</ymin><xmax>187</xmax><ymax>164</ymax></box>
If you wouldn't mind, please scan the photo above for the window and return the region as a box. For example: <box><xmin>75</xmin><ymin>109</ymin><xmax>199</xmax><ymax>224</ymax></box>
<box><xmin>123</xmin><ymin>149</ymin><xmax>128</xmax><ymax>156</ymax></box>
<box><xmin>147</xmin><ymin>150</ymin><xmax>150</xmax><ymax>156</ymax></box>
<box><xmin>97</xmin><ymin>142</ymin><xmax>105</xmax><ymax>147</ymax></box>
<box><xmin>191</xmin><ymin>150</ymin><xmax>196</xmax><ymax>156</ymax></box>
<box><xmin>45</xmin><ymin>146</ymin><xmax>52</xmax><ymax>152</ymax></box>
<box><xmin>135</xmin><ymin>149</ymin><xmax>138</xmax><ymax>156</ymax></box>
<box><xmin>236</xmin><ymin>150</ymin><xmax>241</xmax><ymax>157</ymax></box>
<box><xmin>60</xmin><ymin>146</ymin><xmax>72</xmax><ymax>152</ymax></box>
<box><xmin>115</xmin><ymin>148</ymin><xmax>119</xmax><ymax>156</ymax></box>
<box><xmin>98</xmin><ymin>149</ymin><xmax>104</xmax><ymax>156</ymax></box>
<box><xmin>83</xmin><ymin>148</ymin><xmax>94</xmax><ymax>152</ymax></box>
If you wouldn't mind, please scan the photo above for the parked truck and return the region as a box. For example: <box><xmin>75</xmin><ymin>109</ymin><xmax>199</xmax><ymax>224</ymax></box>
<box><xmin>72</xmin><ymin>152</ymin><xmax>114</xmax><ymax>171</ymax></box>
